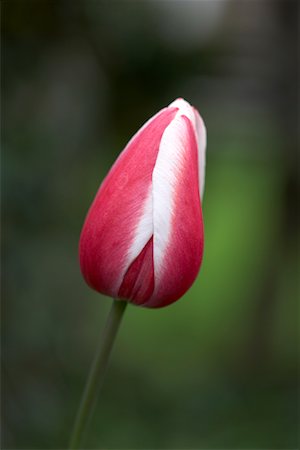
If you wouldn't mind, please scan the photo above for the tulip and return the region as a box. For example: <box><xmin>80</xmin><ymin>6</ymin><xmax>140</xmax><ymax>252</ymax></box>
<box><xmin>79</xmin><ymin>98</ymin><xmax>207</xmax><ymax>308</ymax></box>
<box><xmin>71</xmin><ymin>99</ymin><xmax>207</xmax><ymax>448</ymax></box>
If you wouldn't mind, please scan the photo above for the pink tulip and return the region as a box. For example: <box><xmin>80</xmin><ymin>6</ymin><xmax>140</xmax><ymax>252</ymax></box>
<box><xmin>79</xmin><ymin>98</ymin><xmax>206</xmax><ymax>308</ymax></box>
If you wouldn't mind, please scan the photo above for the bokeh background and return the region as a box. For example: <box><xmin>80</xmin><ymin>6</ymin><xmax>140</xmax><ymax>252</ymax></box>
<box><xmin>2</xmin><ymin>1</ymin><xmax>299</xmax><ymax>449</ymax></box>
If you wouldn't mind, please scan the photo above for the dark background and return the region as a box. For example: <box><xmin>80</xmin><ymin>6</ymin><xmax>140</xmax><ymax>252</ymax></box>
<box><xmin>2</xmin><ymin>1</ymin><xmax>299</xmax><ymax>449</ymax></box>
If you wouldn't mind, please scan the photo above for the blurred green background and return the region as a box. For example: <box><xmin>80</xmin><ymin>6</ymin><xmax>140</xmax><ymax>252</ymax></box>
<box><xmin>2</xmin><ymin>1</ymin><xmax>299</xmax><ymax>449</ymax></box>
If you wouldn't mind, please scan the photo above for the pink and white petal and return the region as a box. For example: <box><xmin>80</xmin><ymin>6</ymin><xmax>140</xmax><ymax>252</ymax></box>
<box><xmin>145</xmin><ymin>114</ymin><xmax>204</xmax><ymax>308</ymax></box>
<box><xmin>79</xmin><ymin>107</ymin><xmax>178</xmax><ymax>298</ymax></box>
<box><xmin>193</xmin><ymin>108</ymin><xmax>207</xmax><ymax>200</ymax></box>
<box><xmin>169</xmin><ymin>99</ymin><xmax>206</xmax><ymax>200</ymax></box>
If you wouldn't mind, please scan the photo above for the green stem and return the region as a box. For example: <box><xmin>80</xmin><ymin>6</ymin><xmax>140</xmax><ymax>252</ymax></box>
<box><xmin>69</xmin><ymin>299</ymin><xmax>127</xmax><ymax>449</ymax></box>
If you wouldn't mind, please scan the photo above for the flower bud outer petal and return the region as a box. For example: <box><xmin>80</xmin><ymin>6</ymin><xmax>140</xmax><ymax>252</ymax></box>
<box><xmin>79</xmin><ymin>107</ymin><xmax>178</xmax><ymax>298</ymax></box>
<box><xmin>145</xmin><ymin>114</ymin><xmax>204</xmax><ymax>308</ymax></box>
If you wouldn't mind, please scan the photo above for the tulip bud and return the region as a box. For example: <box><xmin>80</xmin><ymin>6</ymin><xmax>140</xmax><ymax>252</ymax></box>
<box><xmin>79</xmin><ymin>98</ymin><xmax>206</xmax><ymax>308</ymax></box>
